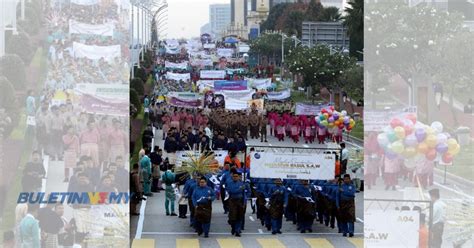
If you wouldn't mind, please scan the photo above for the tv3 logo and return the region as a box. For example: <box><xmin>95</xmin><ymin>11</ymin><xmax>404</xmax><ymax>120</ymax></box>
<box><xmin>397</xmin><ymin>216</ymin><xmax>415</xmax><ymax>222</ymax></box>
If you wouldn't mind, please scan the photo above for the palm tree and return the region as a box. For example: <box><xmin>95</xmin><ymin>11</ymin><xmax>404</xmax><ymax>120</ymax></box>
<box><xmin>175</xmin><ymin>151</ymin><xmax>216</xmax><ymax>177</ymax></box>
<box><xmin>343</xmin><ymin>0</ymin><xmax>363</xmax><ymax>59</ymax></box>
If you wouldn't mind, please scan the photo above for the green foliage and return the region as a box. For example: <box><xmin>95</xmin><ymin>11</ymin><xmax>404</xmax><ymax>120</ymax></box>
<box><xmin>175</xmin><ymin>152</ymin><xmax>214</xmax><ymax>178</ymax></box>
<box><xmin>0</xmin><ymin>54</ymin><xmax>27</xmax><ymax>91</ymax></box>
<box><xmin>130</xmin><ymin>89</ymin><xmax>141</xmax><ymax>118</ymax></box>
<box><xmin>249</xmin><ymin>32</ymin><xmax>294</xmax><ymax>64</ymax></box>
<box><xmin>319</xmin><ymin>7</ymin><xmax>342</xmax><ymax>22</ymax></box>
<box><xmin>6</xmin><ymin>31</ymin><xmax>34</xmax><ymax>65</ymax></box>
<box><xmin>341</xmin><ymin>65</ymin><xmax>363</xmax><ymax>101</ymax></box>
<box><xmin>343</xmin><ymin>0</ymin><xmax>363</xmax><ymax>59</ymax></box>
<box><xmin>131</xmin><ymin>78</ymin><xmax>145</xmax><ymax>96</ymax></box>
<box><xmin>133</xmin><ymin>66</ymin><xmax>147</xmax><ymax>82</ymax></box>
<box><xmin>286</xmin><ymin>44</ymin><xmax>356</xmax><ymax>91</ymax></box>
<box><xmin>261</xmin><ymin>3</ymin><xmax>290</xmax><ymax>33</ymax></box>
<box><xmin>305</xmin><ymin>0</ymin><xmax>323</xmax><ymax>21</ymax></box>
<box><xmin>0</xmin><ymin>76</ymin><xmax>19</xmax><ymax>136</ymax></box>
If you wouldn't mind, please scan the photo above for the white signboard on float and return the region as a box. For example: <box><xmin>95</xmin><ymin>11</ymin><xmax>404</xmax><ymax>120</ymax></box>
<box><xmin>249</xmin><ymin>152</ymin><xmax>335</xmax><ymax>180</ymax></box>
<box><xmin>364</xmin><ymin>210</ymin><xmax>420</xmax><ymax>248</ymax></box>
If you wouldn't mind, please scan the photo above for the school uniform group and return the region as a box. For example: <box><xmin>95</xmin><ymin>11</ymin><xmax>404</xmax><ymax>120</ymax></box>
<box><xmin>136</xmin><ymin>155</ymin><xmax>358</xmax><ymax>239</ymax></box>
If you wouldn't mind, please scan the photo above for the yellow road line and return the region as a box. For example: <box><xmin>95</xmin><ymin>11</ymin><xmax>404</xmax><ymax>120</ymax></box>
<box><xmin>257</xmin><ymin>238</ymin><xmax>285</xmax><ymax>248</ymax></box>
<box><xmin>131</xmin><ymin>239</ymin><xmax>155</xmax><ymax>248</ymax></box>
<box><xmin>176</xmin><ymin>239</ymin><xmax>199</xmax><ymax>248</ymax></box>
<box><xmin>217</xmin><ymin>238</ymin><xmax>243</xmax><ymax>248</ymax></box>
<box><xmin>348</xmin><ymin>238</ymin><xmax>364</xmax><ymax>248</ymax></box>
<box><xmin>304</xmin><ymin>238</ymin><xmax>335</xmax><ymax>248</ymax></box>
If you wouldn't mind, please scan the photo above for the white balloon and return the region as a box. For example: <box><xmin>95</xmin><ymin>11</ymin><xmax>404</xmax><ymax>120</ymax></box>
<box><xmin>431</xmin><ymin>121</ymin><xmax>443</xmax><ymax>134</ymax></box>
<box><xmin>377</xmin><ymin>133</ymin><xmax>390</xmax><ymax>147</ymax></box>
<box><xmin>436</xmin><ymin>133</ymin><xmax>448</xmax><ymax>144</ymax></box>
<box><xmin>341</xmin><ymin>110</ymin><xmax>348</xmax><ymax>116</ymax></box>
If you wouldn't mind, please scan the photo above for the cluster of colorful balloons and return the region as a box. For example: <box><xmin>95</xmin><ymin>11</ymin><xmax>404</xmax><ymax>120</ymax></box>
<box><xmin>315</xmin><ymin>106</ymin><xmax>356</xmax><ymax>132</ymax></box>
<box><xmin>377</xmin><ymin>114</ymin><xmax>461</xmax><ymax>163</ymax></box>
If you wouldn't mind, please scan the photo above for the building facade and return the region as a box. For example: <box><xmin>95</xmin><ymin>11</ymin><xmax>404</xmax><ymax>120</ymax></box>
<box><xmin>301</xmin><ymin>21</ymin><xmax>350</xmax><ymax>49</ymax></box>
<box><xmin>209</xmin><ymin>4</ymin><xmax>231</xmax><ymax>39</ymax></box>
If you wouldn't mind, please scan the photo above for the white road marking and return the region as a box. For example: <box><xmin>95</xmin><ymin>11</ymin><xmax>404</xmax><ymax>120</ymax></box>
<box><xmin>434</xmin><ymin>182</ymin><xmax>474</xmax><ymax>200</ymax></box>
<box><xmin>303</xmin><ymin>144</ymin><xmax>309</xmax><ymax>148</ymax></box>
<box><xmin>135</xmin><ymin>196</ymin><xmax>148</xmax><ymax>239</ymax></box>
<box><xmin>356</xmin><ymin>218</ymin><xmax>364</xmax><ymax>223</ymax></box>
<box><xmin>141</xmin><ymin>232</ymin><xmax>365</xmax><ymax>235</ymax></box>
<box><xmin>269</xmin><ymin>143</ymin><xmax>273</xmax><ymax>146</ymax></box>
<box><xmin>249</xmin><ymin>216</ymin><xmax>255</xmax><ymax>221</ymax></box>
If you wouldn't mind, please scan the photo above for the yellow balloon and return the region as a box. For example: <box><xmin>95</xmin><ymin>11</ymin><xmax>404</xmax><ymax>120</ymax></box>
<box><xmin>403</xmin><ymin>146</ymin><xmax>417</xmax><ymax>158</ymax></box>
<box><xmin>449</xmin><ymin>143</ymin><xmax>461</xmax><ymax>155</ymax></box>
<box><xmin>339</xmin><ymin>116</ymin><xmax>343</xmax><ymax>121</ymax></box>
<box><xmin>426</xmin><ymin>135</ymin><xmax>437</xmax><ymax>148</ymax></box>
<box><xmin>328</xmin><ymin>123</ymin><xmax>335</xmax><ymax>128</ymax></box>
<box><xmin>394</xmin><ymin>126</ymin><xmax>406</xmax><ymax>139</ymax></box>
<box><xmin>447</xmin><ymin>138</ymin><xmax>457</xmax><ymax>151</ymax></box>
<box><xmin>425</xmin><ymin>127</ymin><xmax>436</xmax><ymax>136</ymax></box>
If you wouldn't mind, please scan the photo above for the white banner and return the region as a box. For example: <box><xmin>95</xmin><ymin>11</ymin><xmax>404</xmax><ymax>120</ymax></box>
<box><xmin>165</xmin><ymin>61</ymin><xmax>188</xmax><ymax>70</ymax></box>
<box><xmin>221</xmin><ymin>89</ymin><xmax>255</xmax><ymax>101</ymax></box>
<box><xmin>73</xmin><ymin>42</ymin><xmax>121</xmax><ymax>61</ymax></box>
<box><xmin>74</xmin><ymin>83</ymin><xmax>129</xmax><ymax>99</ymax></box>
<box><xmin>365</xmin><ymin>106</ymin><xmax>417</xmax><ymax>132</ymax></box>
<box><xmin>245</xmin><ymin>77</ymin><xmax>272</xmax><ymax>89</ymax></box>
<box><xmin>225</xmin><ymin>98</ymin><xmax>248</xmax><ymax>110</ymax></box>
<box><xmin>250</xmin><ymin>152</ymin><xmax>335</xmax><ymax>180</ymax></box>
<box><xmin>166</xmin><ymin>72</ymin><xmax>191</xmax><ymax>81</ymax></box>
<box><xmin>71</xmin><ymin>0</ymin><xmax>99</xmax><ymax>5</ymax></box>
<box><xmin>200</xmin><ymin>70</ymin><xmax>226</xmax><ymax>79</ymax></box>
<box><xmin>190</xmin><ymin>58</ymin><xmax>213</xmax><ymax>67</ymax></box>
<box><xmin>238</xmin><ymin>44</ymin><xmax>250</xmax><ymax>53</ymax></box>
<box><xmin>165</xmin><ymin>44</ymin><xmax>180</xmax><ymax>54</ymax></box>
<box><xmin>365</xmin><ymin>210</ymin><xmax>420</xmax><ymax>248</ymax></box>
<box><xmin>267</xmin><ymin>89</ymin><xmax>291</xmax><ymax>101</ymax></box>
<box><xmin>69</xmin><ymin>19</ymin><xmax>114</xmax><ymax>36</ymax></box>
<box><xmin>203</xmin><ymin>43</ymin><xmax>216</xmax><ymax>49</ymax></box>
<box><xmin>217</xmin><ymin>48</ymin><xmax>234</xmax><ymax>58</ymax></box>
<box><xmin>197</xmin><ymin>80</ymin><xmax>215</xmax><ymax>92</ymax></box>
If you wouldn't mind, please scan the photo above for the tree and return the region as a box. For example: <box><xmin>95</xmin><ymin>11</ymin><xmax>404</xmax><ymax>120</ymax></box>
<box><xmin>6</xmin><ymin>31</ymin><xmax>34</xmax><ymax>65</ymax></box>
<box><xmin>261</xmin><ymin>3</ymin><xmax>290</xmax><ymax>32</ymax></box>
<box><xmin>305</xmin><ymin>0</ymin><xmax>323</xmax><ymax>21</ymax></box>
<box><xmin>250</xmin><ymin>32</ymin><xmax>293</xmax><ymax>65</ymax></box>
<box><xmin>0</xmin><ymin>76</ymin><xmax>18</xmax><ymax>137</ymax></box>
<box><xmin>17</xmin><ymin>5</ymin><xmax>41</xmax><ymax>35</ymax></box>
<box><xmin>0</xmin><ymin>54</ymin><xmax>27</xmax><ymax>91</ymax></box>
<box><xmin>319</xmin><ymin>7</ymin><xmax>342</xmax><ymax>22</ymax></box>
<box><xmin>343</xmin><ymin>0</ymin><xmax>363</xmax><ymax>59</ymax></box>
<box><xmin>131</xmin><ymin>78</ymin><xmax>145</xmax><ymax>96</ymax></box>
<box><xmin>286</xmin><ymin>11</ymin><xmax>306</xmax><ymax>37</ymax></box>
<box><xmin>130</xmin><ymin>89</ymin><xmax>141</xmax><ymax>118</ymax></box>
<box><xmin>133</xmin><ymin>66</ymin><xmax>147</xmax><ymax>83</ymax></box>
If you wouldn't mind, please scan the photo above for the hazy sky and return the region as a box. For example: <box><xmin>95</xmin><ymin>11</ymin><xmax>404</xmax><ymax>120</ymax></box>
<box><xmin>166</xmin><ymin>0</ymin><xmax>229</xmax><ymax>39</ymax></box>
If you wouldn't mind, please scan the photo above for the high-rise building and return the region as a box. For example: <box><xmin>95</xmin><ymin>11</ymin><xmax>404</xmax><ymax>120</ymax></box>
<box><xmin>209</xmin><ymin>4</ymin><xmax>231</xmax><ymax>39</ymax></box>
<box><xmin>231</xmin><ymin>0</ymin><xmax>248</xmax><ymax>26</ymax></box>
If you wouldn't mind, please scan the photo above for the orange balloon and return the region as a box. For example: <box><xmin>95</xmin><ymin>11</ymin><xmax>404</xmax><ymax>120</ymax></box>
<box><xmin>417</xmin><ymin>142</ymin><xmax>429</xmax><ymax>154</ymax></box>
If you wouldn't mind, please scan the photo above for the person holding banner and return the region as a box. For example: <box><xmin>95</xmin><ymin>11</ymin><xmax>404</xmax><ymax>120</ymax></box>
<box><xmin>336</xmin><ymin>174</ymin><xmax>356</xmax><ymax>237</ymax></box>
<box><xmin>192</xmin><ymin>177</ymin><xmax>215</xmax><ymax>238</ymax></box>
<box><xmin>226</xmin><ymin>171</ymin><xmax>249</xmax><ymax>237</ymax></box>
<box><xmin>268</xmin><ymin>179</ymin><xmax>288</xmax><ymax>235</ymax></box>
<box><xmin>276</xmin><ymin>117</ymin><xmax>286</xmax><ymax>142</ymax></box>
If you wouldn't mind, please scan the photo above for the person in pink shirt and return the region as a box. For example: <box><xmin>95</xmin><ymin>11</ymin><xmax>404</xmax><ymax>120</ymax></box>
<box><xmin>383</xmin><ymin>155</ymin><xmax>400</xmax><ymax>190</ymax></box>
<box><xmin>170</xmin><ymin>111</ymin><xmax>180</xmax><ymax>131</ymax></box>
<box><xmin>276</xmin><ymin>117</ymin><xmax>286</xmax><ymax>141</ymax></box>
<box><xmin>98</xmin><ymin>118</ymin><xmax>110</xmax><ymax>165</ymax></box>
<box><xmin>317</xmin><ymin>125</ymin><xmax>326</xmax><ymax>144</ymax></box>
<box><xmin>179</xmin><ymin>109</ymin><xmax>187</xmax><ymax>131</ymax></box>
<box><xmin>290</xmin><ymin>116</ymin><xmax>300</xmax><ymax>143</ymax></box>
<box><xmin>109</xmin><ymin>119</ymin><xmax>127</xmax><ymax>163</ymax></box>
<box><xmin>162</xmin><ymin>113</ymin><xmax>171</xmax><ymax>140</ymax></box>
<box><xmin>269</xmin><ymin>112</ymin><xmax>276</xmax><ymax>136</ymax></box>
<box><xmin>184</xmin><ymin>111</ymin><xmax>194</xmax><ymax>131</ymax></box>
<box><xmin>63</xmin><ymin>125</ymin><xmax>79</xmax><ymax>182</ymax></box>
<box><xmin>335</xmin><ymin>126</ymin><xmax>343</xmax><ymax>144</ymax></box>
<box><xmin>200</xmin><ymin>115</ymin><xmax>209</xmax><ymax>130</ymax></box>
<box><xmin>415</xmin><ymin>159</ymin><xmax>434</xmax><ymax>189</ymax></box>
<box><xmin>80</xmin><ymin>120</ymin><xmax>100</xmax><ymax>167</ymax></box>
